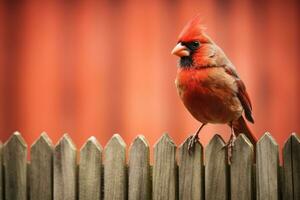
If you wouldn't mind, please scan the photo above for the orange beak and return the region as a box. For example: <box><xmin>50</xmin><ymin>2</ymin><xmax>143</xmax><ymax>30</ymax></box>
<box><xmin>171</xmin><ymin>43</ymin><xmax>190</xmax><ymax>57</ymax></box>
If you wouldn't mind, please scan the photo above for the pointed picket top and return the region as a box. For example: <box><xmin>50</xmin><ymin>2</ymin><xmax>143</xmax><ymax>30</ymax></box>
<box><xmin>104</xmin><ymin>134</ymin><xmax>127</xmax><ymax>200</ymax></box>
<box><xmin>3</xmin><ymin>131</ymin><xmax>27</xmax><ymax>200</ymax></box>
<box><xmin>283</xmin><ymin>132</ymin><xmax>299</xmax><ymax>155</ymax></box>
<box><xmin>206</xmin><ymin>134</ymin><xmax>226</xmax><ymax>150</ymax></box>
<box><xmin>179</xmin><ymin>136</ymin><xmax>203</xmax><ymax>152</ymax></box>
<box><xmin>234</xmin><ymin>134</ymin><xmax>254</xmax><ymax>151</ymax></box>
<box><xmin>291</xmin><ymin>132</ymin><xmax>300</xmax><ymax>141</ymax></box>
<box><xmin>178</xmin><ymin>135</ymin><xmax>203</xmax><ymax>165</ymax></box>
<box><xmin>105</xmin><ymin>134</ymin><xmax>126</xmax><ymax>150</ymax></box>
<box><xmin>55</xmin><ymin>133</ymin><xmax>76</xmax><ymax>150</ymax></box>
<box><xmin>4</xmin><ymin>131</ymin><xmax>27</xmax><ymax>148</ymax></box>
<box><xmin>153</xmin><ymin>132</ymin><xmax>177</xmax><ymax>200</ymax></box>
<box><xmin>257</xmin><ymin>132</ymin><xmax>278</xmax><ymax>146</ymax></box>
<box><xmin>54</xmin><ymin>133</ymin><xmax>77</xmax><ymax>200</ymax></box>
<box><xmin>283</xmin><ymin>132</ymin><xmax>300</xmax><ymax>200</ymax></box>
<box><xmin>178</xmin><ymin>136</ymin><xmax>204</xmax><ymax>200</ymax></box>
<box><xmin>130</xmin><ymin>135</ymin><xmax>149</xmax><ymax>150</ymax></box>
<box><xmin>30</xmin><ymin>132</ymin><xmax>53</xmax><ymax>200</ymax></box>
<box><xmin>256</xmin><ymin>132</ymin><xmax>279</xmax><ymax>200</ymax></box>
<box><xmin>231</xmin><ymin>134</ymin><xmax>254</xmax><ymax>200</ymax></box>
<box><xmin>205</xmin><ymin>134</ymin><xmax>228</xmax><ymax>200</ymax></box>
<box><xmin>284</xmin><ymin>132</ymin><xmax>300</xmax><ymax>148</ymax></box>
<box><xmin>178</xmin><ymin>135</ymin><xmax>203</xmax><ymax>161</ymax></box>
<box><xmin>154</xmin><ymin>133</ymin><xmax>176</xmax><ymax>148</ymax></box>
<box><xmin>31</xmin><ymin>132</ymin><xmax>53</xmax><ymax>150</ymax></box>
<box><xmin>128</xmin><ymin>135</ymin><xmax>150</xmax><ymax>200</ymax></box>
<box><xmin>80</xmin><ymin>136</ymin><xmax>102</xmax><ymax>152</ymax></box>
<box><xmin>79</xmin><ymin>136</ymin><xmax>102</xmax><ymax>200</ymax></box>
<box><xmin>231</xmin><ymin>134</ymin><xmax>254</xmax><ymax>161</ymax></box>
<box><xmin>292</xmin><ymin>132</ymin><xmax>300</xmax><ymax>141</ymax></box>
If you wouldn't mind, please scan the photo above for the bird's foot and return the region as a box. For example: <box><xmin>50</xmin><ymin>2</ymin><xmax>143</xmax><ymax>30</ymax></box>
<box><xmin>187</xmin><ymin>134</ymin><xmax>199</xmax><ymax>154</ymax></box>
<box><xmin>224</xmin><ymin>134</ymin><xmax>237</xmax><ymax>162</ymax></box>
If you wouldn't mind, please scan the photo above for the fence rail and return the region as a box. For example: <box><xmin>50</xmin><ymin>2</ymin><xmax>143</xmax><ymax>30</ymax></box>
<box><xmin>0</xmin><ymin>132</ymin><xmax>299</xmax><ymax>200</ymax></box>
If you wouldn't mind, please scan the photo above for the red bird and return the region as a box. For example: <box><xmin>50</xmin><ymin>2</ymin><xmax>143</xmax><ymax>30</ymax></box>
<box><xmin>172</xmin><ymin>16</ymin><xmax>257</xmax><ymax>152</ymax></box>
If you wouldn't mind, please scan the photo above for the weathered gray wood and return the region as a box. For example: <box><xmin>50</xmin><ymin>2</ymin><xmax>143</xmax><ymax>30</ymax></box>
<box><xmin>230</xmin><ymin>134</ymin><xmax>254</xmax><ymax>200</ymax></box>
<box><xmin>279</xmin><ymin>166</ymin><xmax>283</xmax><ymax>199</ymax></box>
<box><xmin>153</xmin><ymin>133</ymin><xmax>177</xmax><ymax>200</ymax></box>
<box><xmin>253</xmin><ymin>164</ymin><xmax>256</xmax><ymax>199</ymax></box>
<box><xmin>104</xmin><ymin>134</ymin><xmax>127</xmax><ymax>200</ymax></box>
<box><xmin>283</xmin><ymin>133</ymin><xmax>300</xmax><ymax>200</ymax></box>
<box><xmin>27</xmin><ymin>162</ymin><xmax>30</xmax><ymax>200</ymax></box>
<box><xmin>79</xmin><ymin>136</ymin><xmax>102</xmax><ymax>200</ymax></box>
<box><xmin>0</xmin><ymin>141</ymin><xmax>3</xmax><ymax>200</ymax></box>
<box><xmin>256</xmin><ymin>132</ymin><xmax>279</xmax><ymax>200</ymax></box>
<box><xmin>54</xmin><ymin>134</ymin><xmax>77</xmax><ymax>200</ymax></box>
<box><xmin>2</xmin><ymin>131</ymin><xmax>299</xmax><ymax>200</ymax></box>
<box><xmin>30</xmin><ymin>132</ymin><xmax>53</xmax><ymax>200</ymax></box>
<box><xmin>178</xmin><ymin>137</ymin><xmax>203</xmax><ymax>200</ymax></box>
<box><xmin>128</xmin><ymin>135</ymin><xmax>151</xmax><ymax>200</ymax></box>
<box><xmin>3</xmin><ymin>132</ymin><xmax>27</xmax><ymax>200</ymax></box>
<box><xmin>205</xmin><ymin>134</ymin><xmax>228</xmax><ymax>200</ymax></box>
<box><xmin>283</xmin><ymin>134</ymin><xmax>294</xmax><ymax>200</ymax></box>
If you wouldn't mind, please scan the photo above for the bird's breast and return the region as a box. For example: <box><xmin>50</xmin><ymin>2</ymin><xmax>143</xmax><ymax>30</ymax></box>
<box><xmin>175</xmin><ymin>67</ymin><xmax>243</xmax><ymax>123</ymax></box>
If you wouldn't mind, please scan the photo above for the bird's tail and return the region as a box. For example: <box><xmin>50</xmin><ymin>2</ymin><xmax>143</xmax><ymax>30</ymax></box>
<box><xmin>232</xmin><ymin>116</ymin><xmax>257</xmax><ymax>145</ymax></box>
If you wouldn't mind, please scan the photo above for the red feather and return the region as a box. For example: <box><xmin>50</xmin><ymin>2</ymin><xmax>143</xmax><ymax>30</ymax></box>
<box><xmin>177</xmin><ymin>15</ymin><xmax>209</xmax><ymax>43</ymax></box>
<box><xmin>224</xmin><ymin>66</ymin><xmax>254</xmax><ymax>123</ymax></box>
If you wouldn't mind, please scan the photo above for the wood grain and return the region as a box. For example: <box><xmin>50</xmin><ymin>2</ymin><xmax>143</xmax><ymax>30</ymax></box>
<box><xmin>283</xmin><ymin>133</ymin><xmax>300</xmax><ymax>200</ymax></box>
<box><xmin>30</xmin><ymin>132</ymin><xmax>53</xmax><ymax>200</ymax></box>
<box><xmin>152</xmin><ymin>133</ymin><xmax>177</xmax><ymax>200</ymax></box>
<box><xmin>230</xmin><ymin>134</ymin><xmax>254</xmax><ymax>200</ymax></box>
<box><xmin>53</xmin><ymin>134</ymin><xmax>77</xmax><ymax>200</ymax></box>
<box><xmin>256</xmin><ymin>132</ymin><xmax>279</xmax><ymax>200</ymax></box>
<box><xmin>79</xmin><ymin>136</ymin><xmax>102</xmax><ymax>200</ymax></box>
<box><xmin>205</xmin><ymin>134</ymin><xmax>228</xmax><ymax>200</ymax></box>
<box><xmin>128</xmin><ymin>135</ymin><xmax>151</xmax><ymax>200</ymax></box>
<box><xmin>3</xmin><ymin>132</ymin><xmax>27</xmax><ymax>200</ymax></box>
<box><xmin>178</xmin><ymin>137</ymin><xmax>203</xmax><ymax>200</ymax></box>
<box><xmin>104</xmin><ymin>134</ymin><xmax>127</xmax><ymax>200</ymax></box>
<box><xmin>0</xmin><ymin>132</ymin><xmax>298</xmax><ymax>199</ymax></box>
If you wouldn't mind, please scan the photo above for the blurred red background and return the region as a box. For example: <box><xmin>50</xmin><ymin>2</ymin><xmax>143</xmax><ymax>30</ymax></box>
<box><xmin>0</xmin><ymin>0</ymin><xmax>299</xmax><ymax>152</ymax></box>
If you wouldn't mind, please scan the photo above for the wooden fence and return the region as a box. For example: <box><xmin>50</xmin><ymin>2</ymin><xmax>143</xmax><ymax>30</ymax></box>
<box><xmin>0</xmin><ymin>132</ymin><xmax>299</xmax><ymax>200</ymax></box>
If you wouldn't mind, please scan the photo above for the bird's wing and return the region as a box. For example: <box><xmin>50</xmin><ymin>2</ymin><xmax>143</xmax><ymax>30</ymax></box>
<box><xmin>224</xmin><ymin>65</ymin><xmax>254</xmax><ymax>123</ymax></box>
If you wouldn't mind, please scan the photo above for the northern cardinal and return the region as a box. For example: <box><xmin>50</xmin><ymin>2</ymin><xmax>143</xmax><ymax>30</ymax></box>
<box><xmin>172</xmin><ymin>15</ymin><xmax>257</xmax><ymax>153</ymax></box>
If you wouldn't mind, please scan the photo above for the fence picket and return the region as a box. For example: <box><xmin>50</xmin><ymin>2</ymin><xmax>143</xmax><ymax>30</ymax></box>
<box><xmin>256</xmin><ymin>132</ymin><xmax>279</xmax><ymax>200</ymax></box>
<box><xmin>3</xmin><ymin>132</ymin><xmax>27</xmax><ymax>200</ymax></box>
<box><xmin>0</xmin><ymin>141</ymin><xmax>3</xmax><ymax>200</ymax></box>
<box><xmin>54</xmin><ymin>134</ymin><xmax>77</xmax><ymax>200</ymax></box>
<box><xmin>30</xmin><ymin>132</ymin><xmax>53</xmax><ymax>200</ymax></box>
<box><xmin>205</xmin><ymin>134</ymin><xmax>228</xmax><ymax>200</ymax></box>
<box><xmin>79</xmin><ymin>136</ymin><xmax>102</xmax><ymax>200</ymax></box>
<box><xmin>0</xmin><ymin>132</ymin><xmax>298</xmax><ymax>199</ymax></box>
<box><xmin>104</xmin><ymin>134</ymin><xmax>127</xmax><ymax>200</ymax></box>
<box><xmin>283</xmin><ymin>133</ymin><xmax>300</xmax><ymax>200</ymax></box>
<box><xmin>230</xmin><ymin>134</ymin><xmax>254</xmax><ymax>200</ymax></box>
<box><xmin>178</xmin><ymin>137</ymin><xmax>203</xmax><ymax>200</ymax></box>
<box><xmin>128</xmin><ymin>135</ymin><xmax>151</xmax><ymax>200</ymax></box>
<box><xmin>153</xmin><ymin>133</ymin><xmax>177</xmax><ymax>200</ymax></box>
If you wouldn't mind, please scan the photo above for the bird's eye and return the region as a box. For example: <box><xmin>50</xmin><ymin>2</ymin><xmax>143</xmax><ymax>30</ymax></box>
<box><xmin>191</xmin><ymin>41</ymin><xmax>200</xmax><ymax>48</ymax></box>
<box><xmin>185</xmin><ymin>41</ymin><xmax>200</xmax><ymax>51</ymax></box>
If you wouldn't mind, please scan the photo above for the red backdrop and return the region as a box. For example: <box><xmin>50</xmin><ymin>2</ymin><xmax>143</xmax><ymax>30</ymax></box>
<box><xmin>0</xmin><ymin>0</ymin><xmax>299</xmax><ymax>153</ymax></box>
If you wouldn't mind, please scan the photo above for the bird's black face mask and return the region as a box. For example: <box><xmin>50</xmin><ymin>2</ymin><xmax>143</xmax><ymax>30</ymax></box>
<box><xmin>178</xmin><ymin>41</ymin><xmax>200</xmax><ymax>68</ymax></box>
<box><xmin>179</xmin><ymin>56</ymin><xmax>193</xmax><ymax>68</ymax></box>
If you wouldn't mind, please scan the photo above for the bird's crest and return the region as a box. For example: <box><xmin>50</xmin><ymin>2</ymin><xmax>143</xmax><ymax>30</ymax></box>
<box><xmin>178</xmin><ymin>15</ymin><xmax>207</xmax><ymax>42</ymax></box>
